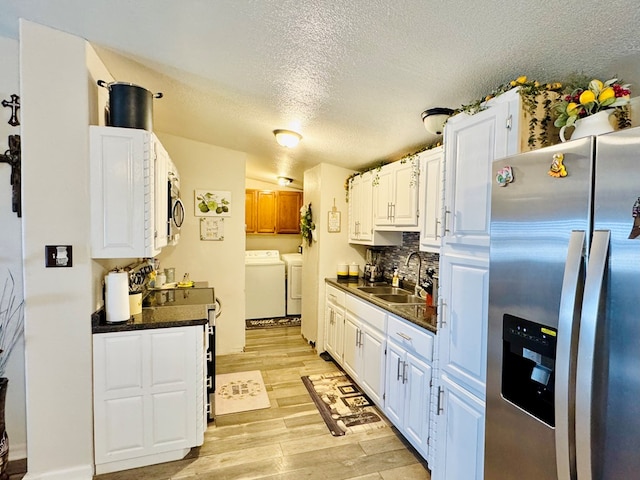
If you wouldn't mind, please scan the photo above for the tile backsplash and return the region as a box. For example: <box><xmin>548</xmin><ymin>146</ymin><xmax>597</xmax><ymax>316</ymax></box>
<box><xmin>368</xmin><ymin>232</ymin><xmax>438</xmax><ymax>287</ymax></box>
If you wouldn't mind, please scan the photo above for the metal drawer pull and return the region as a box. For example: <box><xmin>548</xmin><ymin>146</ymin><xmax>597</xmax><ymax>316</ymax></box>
<box><xmin>396</xmin><ymin>331</ymin><xmax>412</xmax><ymax>341</ymax></box>
<box><xmin>402</xmin><ymin>361</ymin><xmax>408</xmax><ymax>384</ymax></box>
<box><xmin>397</xmin><ymin>357</ymin><xmax>402</xmax><ymax>381</ymax></box>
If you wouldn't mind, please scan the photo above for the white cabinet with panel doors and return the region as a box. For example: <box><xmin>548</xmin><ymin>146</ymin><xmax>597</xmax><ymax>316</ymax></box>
<box><xmin>90</xmin><ymin>126</ymin><xmax>175</xmax><ymax>258</ymax></box>
<box><xmin>433</xmin><ymin>374</ymin><xmax>485</xmax><ymax>480</ymax></box>
<box><xmin>373</xmin><ymin>159</ymin><xmax>420</xmax><ymax>230</ymax></box>
<box><xmin>342</xmin><ymin>294</ymin><xmax>386</xmax><ymax>407</ymax></box>
<box><xmin>434</xmin><ymin>88</ymin><xmax>522</xmax><ymax>480</ymax></box>
<box><xmin>348</xmin><ymin>171</ymin><xmax>402</xmax><ymax>246</ymax></box>
<box><xmin>93</xmin><ymin>325</ymin><xmax>205</xmax><ymax>474</ymax></box>
<box><xmin>384</xmin><ymin>313</ymin><xmax>434</xmax><ymax>461</ymax></box>
<box><xmin>324</xmin><ymin>284</ymin><xmax>346</xmax><ymax>364</ymax></box>
<box><xmin>418</xmin><ymin>146</ymin><xmax>444</xmax><ymax>252</ymax></box>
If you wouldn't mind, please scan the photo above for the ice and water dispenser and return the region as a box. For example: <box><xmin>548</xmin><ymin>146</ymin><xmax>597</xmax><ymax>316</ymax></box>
<box><xmin>502</xmin><ymin>314</ymin><xmax>557</xmax><ymax>426</ymax></box>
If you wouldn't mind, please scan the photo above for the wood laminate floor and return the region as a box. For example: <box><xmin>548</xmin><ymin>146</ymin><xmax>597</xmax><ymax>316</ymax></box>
<box><xmin>14</xmin><ymin>326</ymin><xmax>431</xmax><ymax>480</ymax></box>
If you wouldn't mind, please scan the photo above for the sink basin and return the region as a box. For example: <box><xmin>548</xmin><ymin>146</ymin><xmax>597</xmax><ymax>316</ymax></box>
<box><xmin>374</xmin><ymin>294</ymin><xmax>424</xmax><ymax>304</ymax></box>
<box><xmin>357</xmin><ymin>286</ymin><xmax>413</xmax><ymax>295</ymax></box>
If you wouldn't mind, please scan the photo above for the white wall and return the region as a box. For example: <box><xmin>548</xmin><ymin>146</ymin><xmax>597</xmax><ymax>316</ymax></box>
<box><xmin>155</xmin><ymin>132</ymin><xmax>247</xmax><ymax>355</ymax></box>
<box><xmin>0</xmin><ymin>34</ymin><xmax>26</xmax><ymax>461</ymax></box>
<box><xmin>20</xmin><ymin>20</ymin><xmax>94</xmax><ymax>479</ymax></box>
<box><xmin>301</xmin><ymin>163</ymin><xmax>366</xmax><ymax>345</ymax></box>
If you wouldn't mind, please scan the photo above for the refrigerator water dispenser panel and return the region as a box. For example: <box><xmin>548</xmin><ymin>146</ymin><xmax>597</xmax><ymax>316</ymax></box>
<box><xmin>502</xmin><ymin>314</ymin><xmax>557</xmax><ymax>426</ymax></box>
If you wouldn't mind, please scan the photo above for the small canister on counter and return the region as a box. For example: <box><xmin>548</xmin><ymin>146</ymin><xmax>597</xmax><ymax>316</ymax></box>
<box><xmin>349</xmin><ymin>263</ymin><xmax>359</xmax><ymax>280</ymax></box>
<box><xmin>337</xmin><ymin>263</ymin><xmax>349</xmax><ymax>280</ymax></box>
<box><xmin>164</xmin><ymin>267</ymin><xmax>175</xmax><ymax>284</ymax></box>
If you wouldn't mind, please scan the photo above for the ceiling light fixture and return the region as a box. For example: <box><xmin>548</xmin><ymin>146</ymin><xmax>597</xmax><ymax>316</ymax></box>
<box><xmin>273</xmin><ymin>129</ymin><xmax>302</xmax><ymax>148</ymax></box>
<box><xmin>421</xmin><ymin>108</ymin><xmax>455</xmax><ymax>135</ymax></box>
<box><xmin>277</xmin><ymin>176</ymin><xmax>293</xmax><ymax>186</ymax></box>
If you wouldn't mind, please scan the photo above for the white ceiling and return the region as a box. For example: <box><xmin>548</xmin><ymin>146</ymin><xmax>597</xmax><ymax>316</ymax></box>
<box><xmin>1</xmin><ymin>0</ymin><xmax>639</xmax><ymax>188</ymax></box>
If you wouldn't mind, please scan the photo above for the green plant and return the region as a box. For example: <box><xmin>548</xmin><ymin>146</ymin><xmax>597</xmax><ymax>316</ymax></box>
<box><xmin>553</xmin><ymin>76</ymin><xmax>631</xmax><ymax>128</ymax></box>
<box><xmin>0</xmin><ymin>270</ymin><xmax>24</xmax><ymax>377</ymax></box>
<box><xmin>300</xmin><ymin>203</ymin><xmax>315</xmax><ymax>246</ymax></box>
<box><xmin>457</xmin><ymin>76</ymin><xmax>563</xmax><ymax>148</ymax></box>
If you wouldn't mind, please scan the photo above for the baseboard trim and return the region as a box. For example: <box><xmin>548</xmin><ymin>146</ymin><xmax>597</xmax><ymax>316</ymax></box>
<box><xmin>8</xmin><ymin>441</ymin><xmax>27</xmax><ymax>461</ymax></box>
<box><xmin>21</xmin><ymin>463</ymin><xmax>94</xmax><ymax>480</ymax></box>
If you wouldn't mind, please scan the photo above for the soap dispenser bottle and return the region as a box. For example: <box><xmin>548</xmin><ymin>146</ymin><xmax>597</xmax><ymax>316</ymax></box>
<box><xmin>391</xmin><ymin>266</ymin><xmax>400</xmax><ymax>287</ymax></box>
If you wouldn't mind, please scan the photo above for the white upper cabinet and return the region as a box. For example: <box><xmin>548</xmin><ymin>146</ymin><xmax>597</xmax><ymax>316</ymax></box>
<box><xmin>348</xmin><ymin>171</ymin><xmax>402</xmax><ymax>246</ymax></box>
<box><xmin>442</xmin><ymin>91</ymin><xmax>520</xmax><ymax>249</ymax></box>
<box><xmin>90</xmin><ymin>126</ymin><xmax>173</xmax><ymax>258</ymax></box>
<box><xmin>419</xmin><ymin>147</ymin><xmax>444</xmax><ymax>252</ymax></box>
<box><xmin>373</xmin><ymin>159</ymin><xmax>420</xmax><ymax>230</ymax></box>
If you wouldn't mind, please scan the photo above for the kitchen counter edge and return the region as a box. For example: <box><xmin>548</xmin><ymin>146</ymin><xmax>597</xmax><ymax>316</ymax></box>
<box><xmin>325</xmin><ymin>278</ymin><xmax>437</xmax><ymax>333</ymax></box>
<box><xmin>92</xmin><ymin>307</ymin><xmax>208</xmax><ymax>334</ymax></box>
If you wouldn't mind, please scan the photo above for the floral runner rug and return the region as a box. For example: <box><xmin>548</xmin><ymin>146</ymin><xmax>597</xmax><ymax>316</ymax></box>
<box><xmin>214</xmin><ymin>370</ymin><xmax>270</xmax><ymax>415</ymax></box>
<box><xmin>301</xmin><ymin>371</ymin><xmax>388</xmax><ymax>436</ymax></box>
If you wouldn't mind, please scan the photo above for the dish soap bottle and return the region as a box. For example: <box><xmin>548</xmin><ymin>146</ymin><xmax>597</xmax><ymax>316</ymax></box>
<box><xmin>391</xmin><ymin>267</ymin><xmax>400</xmax><ymax>287</ymax></box>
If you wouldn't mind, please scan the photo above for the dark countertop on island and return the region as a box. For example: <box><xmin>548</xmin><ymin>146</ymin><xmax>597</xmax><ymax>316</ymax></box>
<box><xmin>325</xmin><ymin>278</ymin><xmax>437</xmax><ymax>333</ymax></box>
<box><xmin>92</xmin><ymin>287</ymin><xmax>214</xmax><ymax>334</ymax></box>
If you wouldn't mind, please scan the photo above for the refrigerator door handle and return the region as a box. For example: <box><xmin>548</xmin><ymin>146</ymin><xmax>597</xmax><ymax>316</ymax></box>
<box><xmin>576</xmin><ymin>229</ymin><xmax>610</xmax><ymax>480</ymax></box>
<box><xmin>555</xmin><ymin>230</ymin><xmax>586</xmax><ymax>480</ymax></box>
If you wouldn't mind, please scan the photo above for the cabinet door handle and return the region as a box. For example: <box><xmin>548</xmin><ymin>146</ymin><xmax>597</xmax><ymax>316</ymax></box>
<box><xmin>438</xmin><ymin>298</ymin><xmax>446</xmax><ymax>328</ymax></box>
<box><xmin>444</xmin><ymin>208</ymin><xmax>451</xmax><ymax>234</ymax></box>
<box><xmin>391</xmin><ymin>203</ymin><xmax>396</xmax><ymax>220</ymax></box>
<box><xmin>396</xmin><ymin>331</ymin><xmax>412</xmax><ymax>341</ymax></box>
<box><xmin>506</xmin><ymin>114</ymin><xmax>513</xmax><ymax>130</ymax></box>
<box><xmin>437</xmin><ymin>386</ymin><xmax>444</xmax><ymax>414</ymax></box>
<box><xmin>435</xmin><ymin>218</ymin><xmax>441</xmax><ymax>239</ymax></box>
<box><xmin>397</xmin><ymin>357</ymin><xmax>403</xmax><ymax>381</ymax></box>
<box><xmin>402</xmin><ymin>361</ymin><xmax>408</xmax><ymax>384</ymax></box>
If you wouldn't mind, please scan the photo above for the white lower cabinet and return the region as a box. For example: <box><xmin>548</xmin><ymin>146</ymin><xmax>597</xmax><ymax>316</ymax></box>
<box><xmin>93</xmin><ymin>326</ymin><xmax>205</xmax><ymax>474</ymax></box>
<box><xmin>325</xmin><ymin>285</ymin><xmax>346</xmax><ymax>364</ymax></box>
<box><xmin>433</xmin><ymin>374</ymin><xmax>485</xmax><ymax>480</ymax></box>
<box><xmin>384</xmin><ymin>314</ymin><xmax>434</xmax><ymax>460</ymax></box>
<box><xmin>343</xmin><ymin>310</ymin><xmax>386</xmax><ymax>407</ymax></box>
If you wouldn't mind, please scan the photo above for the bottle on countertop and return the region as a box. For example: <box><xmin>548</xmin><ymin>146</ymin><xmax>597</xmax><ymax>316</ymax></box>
<box><xmin>391</xmin><ymin>266</ymin><xmax>400</xmax><ymax>287</ymax></box>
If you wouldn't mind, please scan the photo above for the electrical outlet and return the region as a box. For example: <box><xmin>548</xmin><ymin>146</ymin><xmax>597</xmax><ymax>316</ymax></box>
<box><xmin>45</xmin><ymin>245</ymin><xmax>72</xmax><ymax>267</ymax></box>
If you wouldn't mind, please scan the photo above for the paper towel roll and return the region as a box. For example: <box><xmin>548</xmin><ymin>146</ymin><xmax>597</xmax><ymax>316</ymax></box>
<box><xmin>106</xmin><ymin>271</ymin><xmax>130</xmax><ymax>323</ymax></box>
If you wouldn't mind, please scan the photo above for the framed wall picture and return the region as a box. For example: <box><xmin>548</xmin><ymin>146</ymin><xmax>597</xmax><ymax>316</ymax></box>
<box><xmin>200</xmin><ymin>217</ymin><xmax>224</xmax><ymax>241</ymax></box>
<box><xmin>195</xmin><ymin>190</ymin><xmax>232</xmax><ymax>217</ymax></box>
<box><xmin>328</xmin><ymin>210</ymin><xmax>341</xmax><ymax>233</ymax></box>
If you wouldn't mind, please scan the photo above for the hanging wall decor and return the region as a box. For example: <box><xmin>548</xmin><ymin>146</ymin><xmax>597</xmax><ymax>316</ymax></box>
<box><xmin>1</xmin><ymin>94</ymin><xmax>20</xmax><ymax>127</ymax></box>
<box><xmin>194</xmin><ymin>190</ymin><xmax>232</xmax><ymax>217</ymax></box>
<box><xmin>300</xmin><ymin>203</ymin><xmax>315</xmax><ymax>246</ymax></box>
<box><xmin>0</xmin><ymin>135</ymin><xmax>21</xmax><ymax>217</ymax></box>
<box><xmin>200</xmin><ymin>217</ymin><xmax>225</xmax><ymax>241</ymax></box>
<box><xmin>327</xmin><ymin>198</ymin><xmax>341</xmax><ymax>233</ymax></box>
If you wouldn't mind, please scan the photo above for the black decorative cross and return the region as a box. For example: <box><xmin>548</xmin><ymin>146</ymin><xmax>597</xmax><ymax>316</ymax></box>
<box><xmin>2</xmin><ymin>94</ymin><xmax>20</xmax><ymax>126</ymax></box>
<box><xmin>0</xmin><ymin>135</ymin><xmax>21</xmax><ymax>217</ymax></box>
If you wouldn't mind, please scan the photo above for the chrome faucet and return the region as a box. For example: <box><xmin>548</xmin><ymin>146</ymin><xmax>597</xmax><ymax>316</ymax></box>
<box><xmin>404</xmin><ymin>251</ymin><xmax>423</xmax><ymax>296</ymax></box>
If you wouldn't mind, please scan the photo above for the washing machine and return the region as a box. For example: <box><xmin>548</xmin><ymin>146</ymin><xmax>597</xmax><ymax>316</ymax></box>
<box><xmin>245</xmin><ymin>250</ymin><xmax>285</xmax><ymax>319</ymax></box>
<box><xmin>281</xmin><ymin>253</ymin><xmax>303</xmax><ymax>316</ymax></box>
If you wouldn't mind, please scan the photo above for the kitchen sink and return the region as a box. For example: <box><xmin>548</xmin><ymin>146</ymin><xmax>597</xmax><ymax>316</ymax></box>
<box><xmin>357</xmin><ymin>286</ymin><xmax>413</xmax><ymax>295</ymax></box>
<box><xmin>374</xmin><ymin>294</ymin><xmax>424</xmax><ymax>304</ymax></box>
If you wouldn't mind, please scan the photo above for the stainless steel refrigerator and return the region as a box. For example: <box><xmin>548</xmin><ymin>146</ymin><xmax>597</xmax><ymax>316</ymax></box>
<box><xmin>486</xmin><ymin>126</ymin><xmax>640</xmax><ymax>480</ymax></box>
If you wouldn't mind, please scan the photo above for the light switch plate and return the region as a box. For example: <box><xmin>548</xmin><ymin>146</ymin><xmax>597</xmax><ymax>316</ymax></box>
<box><xmin>45</xmin><ymin>245</ymin><xmax>72</xmax><ymax>267</ymax></box>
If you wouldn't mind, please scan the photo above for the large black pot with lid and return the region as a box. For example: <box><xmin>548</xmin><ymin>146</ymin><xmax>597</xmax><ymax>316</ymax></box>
<box><xmin>98</xmin><ymin>80</ymin><xmax>163</xmax><ymax>131</ymax></box>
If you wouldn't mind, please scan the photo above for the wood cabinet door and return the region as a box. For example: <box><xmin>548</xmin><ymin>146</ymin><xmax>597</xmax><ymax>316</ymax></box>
<box><xmin>276</xmin><ymin>191</ymin><xmax>302</xmax><ymax>234</ymax></box>
<box><xmin>256</xmin><ymin>190</ymin><xmax>277</xmax><ymax>233</ymax></box>
<box><xmin>245</xmin><ymin>190</ymin><xmax>257</xmax><ymax>233</ymax></box>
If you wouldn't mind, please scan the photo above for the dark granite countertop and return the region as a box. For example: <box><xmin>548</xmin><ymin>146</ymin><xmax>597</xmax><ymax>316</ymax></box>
<box><xmin>92</xmin><ymin>287</ymin><xmax>214</xmax><ymax>334</ymax></box>
<box><xmin>325</xmin><ymin>278</ymin><xmax>437</xmax><ymax>334</ymax></box>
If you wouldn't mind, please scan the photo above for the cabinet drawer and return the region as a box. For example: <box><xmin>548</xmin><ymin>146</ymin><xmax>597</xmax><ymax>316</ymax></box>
<box><xmin>326</xmin><ymin>284</ymin><xmax>346</xmax><ymax>308</ymax></box>
<box><xmin>387</xmin><ymin>314</ymin><xmax>434</xmax><ymax>362</ymax></box>
<box><xmin>346</xmin><ymin>294</ymin><xmax>386</xmax><ymax>332</ymax></box>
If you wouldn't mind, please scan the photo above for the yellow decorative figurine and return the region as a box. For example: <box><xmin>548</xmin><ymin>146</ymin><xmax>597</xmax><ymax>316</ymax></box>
<box><xmin>548</xmin><ymin>153</ymin><xmax>567</xmax><ymax>178</ymax></box>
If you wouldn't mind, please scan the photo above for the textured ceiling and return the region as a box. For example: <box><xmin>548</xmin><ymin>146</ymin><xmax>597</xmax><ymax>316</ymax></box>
<box><xmin>1</xmin><ymin>0</ymin><xmax>639</xmax><ymax>188</ymax></box>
